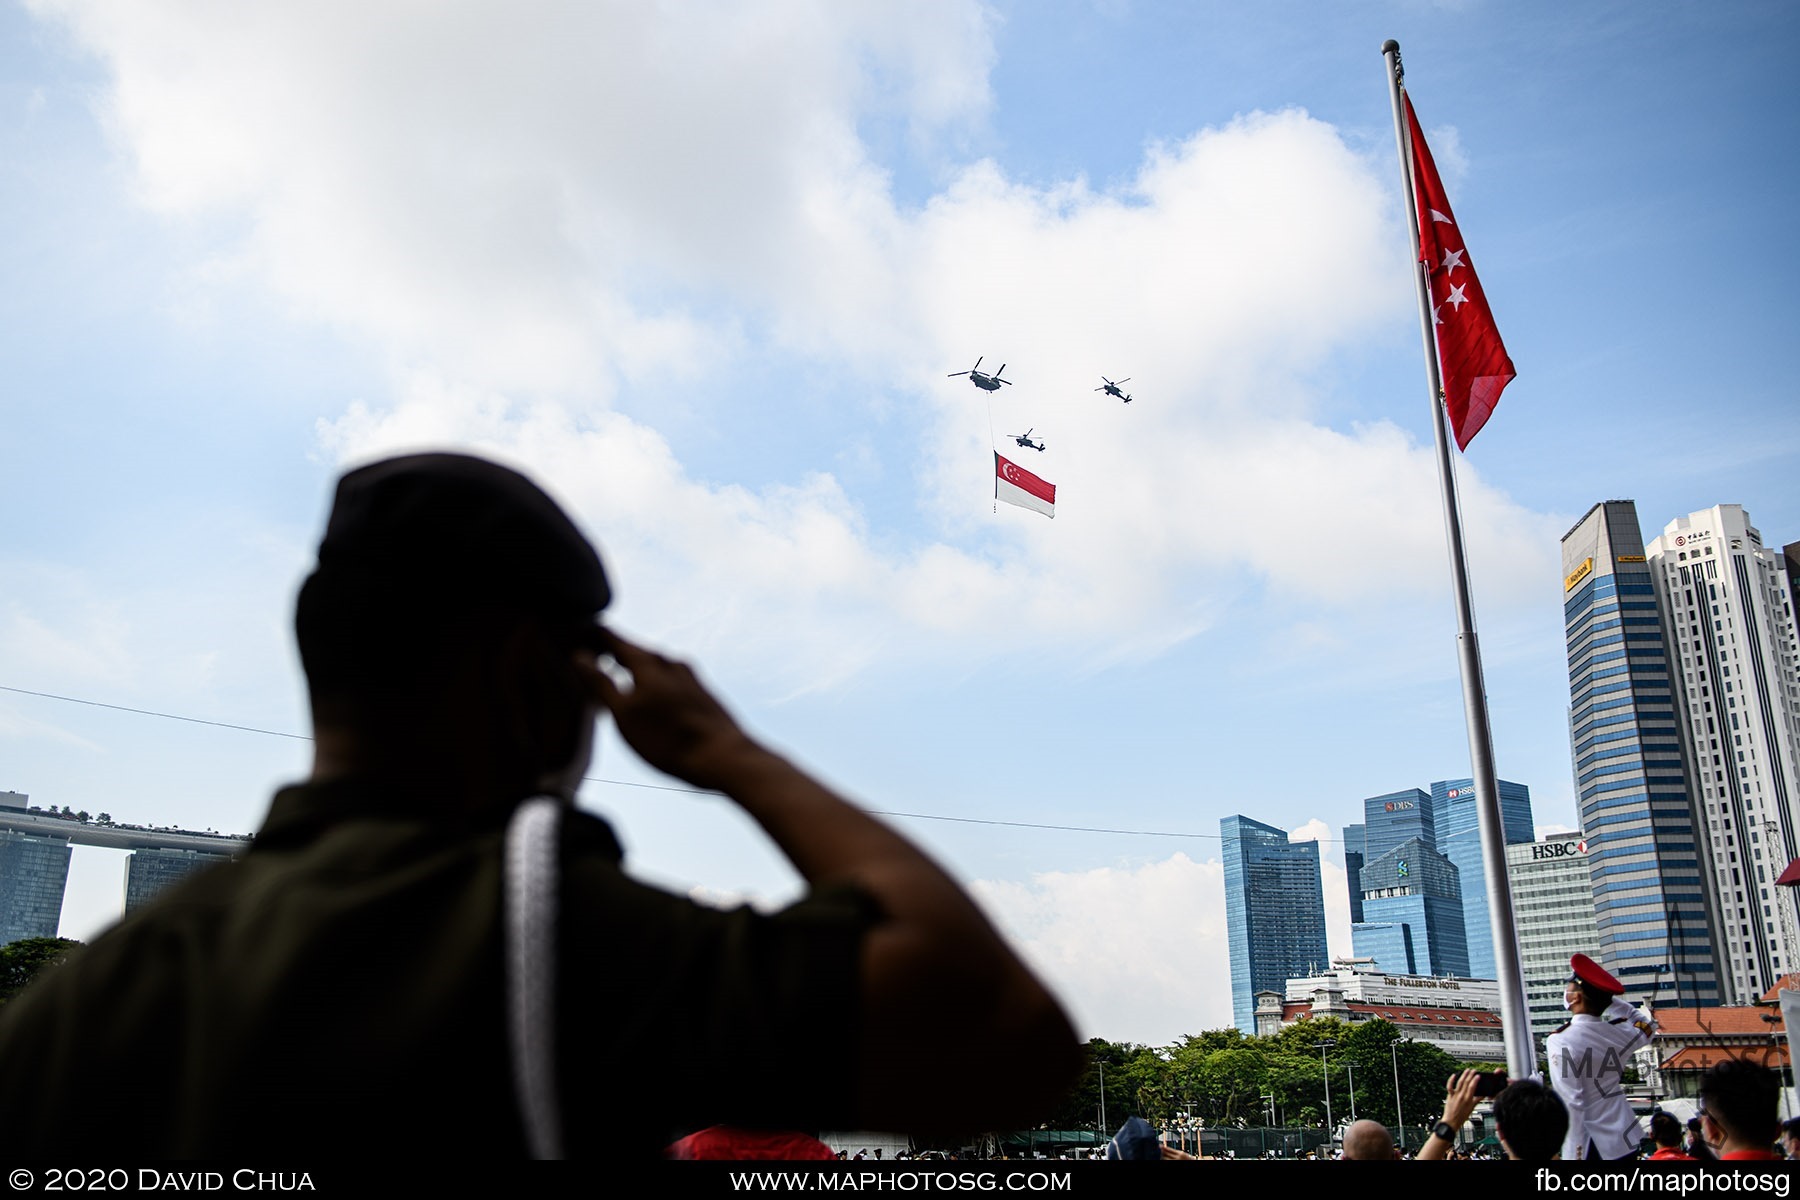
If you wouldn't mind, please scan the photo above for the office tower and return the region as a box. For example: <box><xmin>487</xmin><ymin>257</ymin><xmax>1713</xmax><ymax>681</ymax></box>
<box><xmin>1430</xmin><ymin>777</ymin><xmax>1535</xmax><ymax>980</ymax></box>
<box><xmin>0</xmin><ymin>829</ymin><xmax>72</xmax><ymax>944</ymax></box>
<box><xmin>1352</xmin><ymin>836</ymin><xmax>1469</xmax><ymax>976</ymax></box>
<box><xmin>123</xmin><ymin>848</ymin><xmax>234</xmax><ymax>914</ymax></box>
<box><xmin>1646</xmin><ymin>505</ymin><xmax>1800</xmax><ymax>1002</ymax></box>
<box><xmin>1363</xmin><ymin>788</ymin><xmax>1434</xmax><ymax>863</ymax></box>
<box><xmin>1343</xmin><ymin>823</ymin><xmax>1366</xmax><ymax>924</ymax></box>
<box><xmin>1507</xmin><ymin>834</ymin><xmax>1601</xmax><ymax>1045</ymax></box>
<box><xmin>1562</xmin><ymin>501</ymin><xmax>1719</xmax><ymax>1005</ymax></box>
<box><xmin>1221</xmin><ymin>815</ymin><xmax>1328</xmax><ymax>1034</ymax></box>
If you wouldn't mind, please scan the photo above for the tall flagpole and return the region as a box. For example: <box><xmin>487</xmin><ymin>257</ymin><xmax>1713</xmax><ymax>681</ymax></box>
<box><xmin>1382</xmin><ymin>39</ymin><xmax>1535</xmax><ymax>1081</ymax></box>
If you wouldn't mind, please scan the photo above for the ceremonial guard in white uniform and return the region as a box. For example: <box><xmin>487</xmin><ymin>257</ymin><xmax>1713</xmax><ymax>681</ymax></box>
<box><xmin>1546</xmin><ymin>953</ymin><xmax>1656</xmax><ymax>1160</ymax></box>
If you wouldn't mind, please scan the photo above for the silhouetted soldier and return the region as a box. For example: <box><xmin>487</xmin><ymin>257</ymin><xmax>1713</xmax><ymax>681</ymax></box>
<box><xmin>0</xmin><ymin>453</ymin><xmax>1079</xmax><ymax>1156</ymax></box>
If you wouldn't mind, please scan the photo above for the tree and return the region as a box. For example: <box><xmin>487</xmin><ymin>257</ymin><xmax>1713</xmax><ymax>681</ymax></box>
<box><xmin>1046</xmin><ymin>1039</ymin><xmax>1145</xmax><ymax>1133</ymax></box>
<box><xmin>0</xmin><ymin>937</ymin><xmax>81</xmax><ymax>1007</ymax></box>
<box><xmin>1198</xmin><ymin>1044</ymin><xmax>1269</xmax><ymax>1125</ymax></box>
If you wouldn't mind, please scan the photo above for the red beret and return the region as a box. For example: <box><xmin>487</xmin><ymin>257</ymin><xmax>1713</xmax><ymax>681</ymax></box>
<box><xmin>1570</xmin><ymin>953</ymin><xmax>1623</xmax><ymax>995</ymax></box>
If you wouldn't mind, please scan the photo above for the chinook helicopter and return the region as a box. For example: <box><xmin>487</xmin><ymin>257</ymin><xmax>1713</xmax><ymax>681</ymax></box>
<box><xmin>948</xmin><ymin>357</ymin><xmax>1011</xmax><ymax>392</ymax></box>
<box><xmin>1007</xmin><ymin>429</ymin><xmax>1046</xmax><ymax>452</ymax></box>
<box><xmin>1096</xmin><ymin>376</ymin><xmax>1132</xmax><ymax>403</ymax></box>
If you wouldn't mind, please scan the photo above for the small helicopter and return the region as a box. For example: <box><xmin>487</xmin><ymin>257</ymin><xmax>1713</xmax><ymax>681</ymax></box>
<box><xmin>1096</xmin><ymin>376</ymin><xmax>1133</xmax><ymax>403</ymax></box>
<box><xmin>949</xmin><ymin>357</ymin><xmax>1011</xmax><ymax>392</ymax></box>
<box><xmin>1008</xmin><ymin>429</ymin><xmax>1046</xmax><ymax>452</ymax></box>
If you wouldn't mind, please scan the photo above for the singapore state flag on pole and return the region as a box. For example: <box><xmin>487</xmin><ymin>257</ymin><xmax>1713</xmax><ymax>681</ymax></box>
<box><xmin>1406</xmin><ymin>93</ymin><xmax>1515</xmax><ymax>449</ymax></box>
<box><xmin>994</xmin><ymin>452</ymin><xmax>1055</xmax><ymax>518</ymax></box>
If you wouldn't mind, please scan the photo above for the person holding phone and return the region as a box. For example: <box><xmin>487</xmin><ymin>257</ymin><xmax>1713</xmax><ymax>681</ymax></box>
<box><xmin>1417</xmin><ymin>1071</ymin><xmax>1569</xmax><ymax>1161</ymax></box>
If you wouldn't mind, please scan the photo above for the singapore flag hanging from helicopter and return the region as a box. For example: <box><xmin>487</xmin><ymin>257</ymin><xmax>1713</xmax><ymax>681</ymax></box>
<box><xmin>995</xmin><ymin>452</ymin><xmax>1055</xmax><ymax>519</ymax></box>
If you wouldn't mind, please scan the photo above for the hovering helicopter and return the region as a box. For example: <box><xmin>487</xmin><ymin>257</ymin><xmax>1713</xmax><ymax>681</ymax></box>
<box><xmin>1096</xmin><ymin>376</ymin><xmax>1133</xmax><ymax>403</ymax></box>
<box><xmin>948</xmin><ymin>357</ymin><xmax>1011</xmax><ymax>392</ymax></box>
<box><xmin>1008</xmin><ymin>428</ymin><xmax>1046</xmax><ymax>452</ymax></box>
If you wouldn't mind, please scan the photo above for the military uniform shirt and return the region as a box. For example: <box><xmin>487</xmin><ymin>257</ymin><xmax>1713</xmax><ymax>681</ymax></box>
<box><xmin>1546</xmin><ymin>998</ymin><xmax>1655</xmax><ymax>1160</ymax></box>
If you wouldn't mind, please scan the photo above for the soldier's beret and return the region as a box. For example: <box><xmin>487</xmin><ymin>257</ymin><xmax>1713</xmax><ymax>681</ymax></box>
<box><xmin>309</xmin><ymin>452</ymin><xmax>611</xmax><ymax>620</ymax></box>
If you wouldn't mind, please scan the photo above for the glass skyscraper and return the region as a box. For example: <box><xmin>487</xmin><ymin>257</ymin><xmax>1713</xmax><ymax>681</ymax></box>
<box><xmin>1349</xmin><ymin>781</ymin><xmax>1526</xmax><ymax>979</ymax></box>
<box><xmin>1222</xmin><ymin>814</ymin><xmax>1328</xmax><ymax>1033</ymax></box>
<box><xmin>1562</xmin><ymin>500</ymin><xmax>1719</xmax><ymax>1006</ymax></box>
<box><xmin>1354</xmin><ymin>835</ymin><xmax>1469</xmax><ymax>976</ymax></box>
<box><xmin>1363</xmin><ymin>788</ymin><xmax>1434</xmax><ymax>863</ymax></box>
<box><xmin>124</xmin><ymin>848</ymin><xmax>233</xmax><ymax>914</ymax></box>
<box><xmin>1430</xmin><ymin>777</ymin><xmax>1535</xmax><ymax>980</ymax></box>
<box><xmin>0</xmin><ymin>830</ymin><xmax>72</xmax><ymax>944</ymax></box>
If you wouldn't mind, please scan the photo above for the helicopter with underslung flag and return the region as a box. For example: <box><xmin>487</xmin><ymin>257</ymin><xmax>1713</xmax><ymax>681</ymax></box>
<box><xmin>948</xmin><ymin>357</ymin><xmax>1011</xmax><ymax>392</ymax></box>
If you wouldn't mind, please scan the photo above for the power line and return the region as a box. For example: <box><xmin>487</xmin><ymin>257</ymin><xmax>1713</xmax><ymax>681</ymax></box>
<box><xmin>0</xmin><ymin>681</ymin><xmax>1352</xmax><ymax>844</ymax></box>
<box><xmin>0</xmin><ymin>684</ymin><xmax>312</xmax><ymax>741</ymax></box>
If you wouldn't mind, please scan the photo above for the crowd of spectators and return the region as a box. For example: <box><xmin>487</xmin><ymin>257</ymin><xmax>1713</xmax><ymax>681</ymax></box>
<box><xmin>1088</xmin><ymin>1056</ymin><xmax>1795</xmax><ymax>1164</ymax></box>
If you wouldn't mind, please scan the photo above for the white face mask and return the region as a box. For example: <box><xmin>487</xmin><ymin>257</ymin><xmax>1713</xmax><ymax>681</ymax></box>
<box><xmin>1564</xmin><ymin>992</ymin><xmax>1579</xmax><ymax>1012</ymax></box>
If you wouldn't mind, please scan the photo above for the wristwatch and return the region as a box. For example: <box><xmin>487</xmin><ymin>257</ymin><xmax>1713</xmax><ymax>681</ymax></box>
<box><xmin>1432</xmin><ymin>1121</ymin><xmax>1457</xmax><ymax>1142</ymax></box>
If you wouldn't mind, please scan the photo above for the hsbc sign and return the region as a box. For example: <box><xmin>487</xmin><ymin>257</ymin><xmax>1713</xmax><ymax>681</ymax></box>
<box><xmin>1531</xmin><ymin>839</ymin><xmax>1589</xmax><ymax>861</ymax></box>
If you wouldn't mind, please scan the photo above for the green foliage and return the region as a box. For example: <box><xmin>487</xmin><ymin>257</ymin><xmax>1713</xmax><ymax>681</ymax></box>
<box><xmin>1045</xmin><ymin>1020</ymin><xmax>1479</xmax><ymax>1136</ymax></box>
<box><xmin>0</xmin><ymin>937</ymin><xmax>81</xmax><ymax>1007</ymax></box>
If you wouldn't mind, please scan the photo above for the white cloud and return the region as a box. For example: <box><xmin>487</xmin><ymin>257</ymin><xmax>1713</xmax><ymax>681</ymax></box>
<box><xmin>971</xmin><ymin>852</ymin><xmax>1232</xmax><ymax>1044</ymax></box>
<box><xmin>970</xmin><ymin>816</ymin><xmax>1356</xmax><ymax>1044</ymax></box>
<box><xmin>1288</xmin><ymin>817</ymin><xmax>1331</xmax><ymax>845</ymax></box>
<box><xmin>36</xmin><ymin>0</ymin><xmax>994</xmax><ymax>396</ymax></box>
<box><xmin>32</xmin><ymin>2</ymin><xmax>1561</xmax><ymax>697</ymax></box>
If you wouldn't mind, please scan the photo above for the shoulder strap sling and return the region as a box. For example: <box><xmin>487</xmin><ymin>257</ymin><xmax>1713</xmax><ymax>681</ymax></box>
<box><xmin>505</xmin><ymin>795</ymin><xmax>564</xmax><ymax>1160</ymax></box>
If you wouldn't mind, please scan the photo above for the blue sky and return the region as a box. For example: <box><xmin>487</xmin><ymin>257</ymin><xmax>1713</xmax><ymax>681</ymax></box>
<box><xmin>2</xmin><ymin>1</ymin><xmax>1796</xmax><ymax>1044</ymax></box>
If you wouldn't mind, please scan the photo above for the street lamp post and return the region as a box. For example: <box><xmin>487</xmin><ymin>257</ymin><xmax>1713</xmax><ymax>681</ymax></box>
<box><xmin>1320</xmin><ymin>1040</ymin><xmax>1336</xmax><ymax>1135</ymax></box>
<box><xmin>1763</xmin><ymin>1013</ymin><xmax>1791</xmax><ymax>1118</ymax></box>
<box><xmin>1391</xmin><ymin>1039</ymin><xmax>1407</xmax><ymax>1145</ymax></box>
<box><xmin>1097</xmin><ymin>1061</ymin><xmax>1107</xmax><ymax>1141</ymax></box>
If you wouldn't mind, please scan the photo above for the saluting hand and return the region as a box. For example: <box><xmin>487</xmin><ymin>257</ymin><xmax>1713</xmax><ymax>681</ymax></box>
<box><xmin>579</xmin><ymin>628</ymin><xmax>765</xmax><ymax>792</ymax></box>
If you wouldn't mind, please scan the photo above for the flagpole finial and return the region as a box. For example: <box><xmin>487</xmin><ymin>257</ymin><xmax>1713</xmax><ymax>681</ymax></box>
<box><xmin>1382</xmin><ymin>39</ymin><xmax>1399</xmax><ymax>54</ymax></box>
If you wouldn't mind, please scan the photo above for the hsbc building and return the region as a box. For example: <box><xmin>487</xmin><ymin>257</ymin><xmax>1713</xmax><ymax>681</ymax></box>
<box><xmin>1506</xmin><ymin>835</ymin><xmax>1600</xmax><ymax>1045</ymax></box>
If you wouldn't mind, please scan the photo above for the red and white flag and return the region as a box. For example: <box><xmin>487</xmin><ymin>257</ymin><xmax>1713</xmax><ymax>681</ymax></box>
<box><xmin>994</xmin><ymin>452</ymin><xmax>1055</xmax><ymax>519</ymax></box>
<box><xmin>1406</xmin><ymin>94</ymin><xmax>1515</xmax><ymax>450</ymax></box>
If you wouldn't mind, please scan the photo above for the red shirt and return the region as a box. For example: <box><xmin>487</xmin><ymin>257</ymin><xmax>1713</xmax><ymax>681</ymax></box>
<box><xmin>1647</xmin><ymin>1147</ymin><xmax>1694</xmax><ymax>1160</ymax></box>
